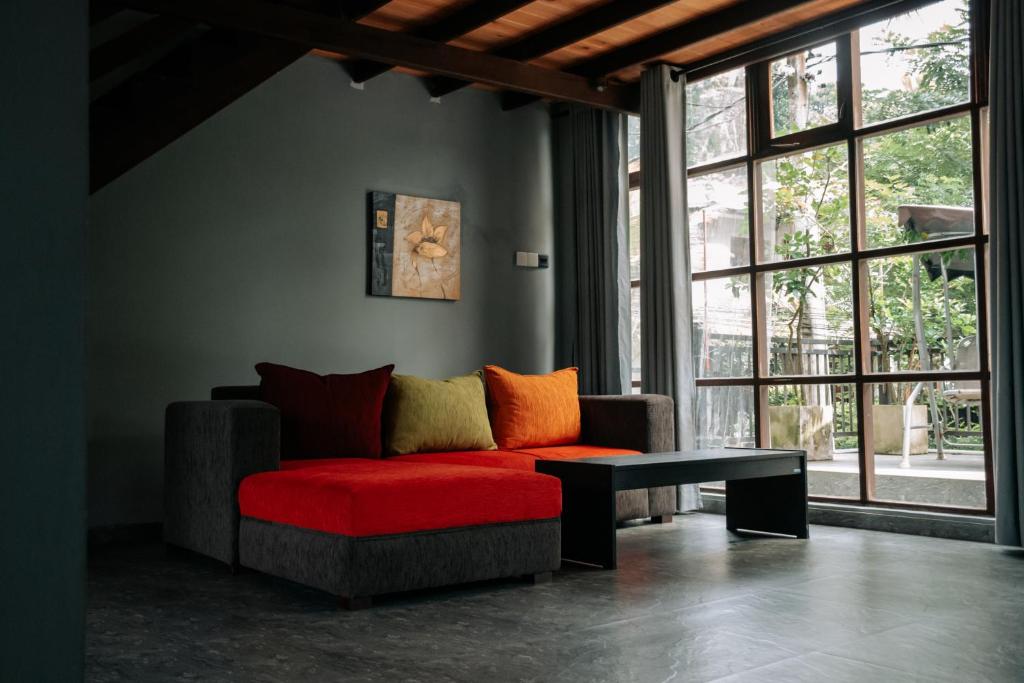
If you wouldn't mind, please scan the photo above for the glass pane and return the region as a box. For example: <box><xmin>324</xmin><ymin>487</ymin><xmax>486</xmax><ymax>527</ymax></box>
<box><xmin>629</xmin><ymin>187</ymin><xmax>640</xmax><ymax>281</ymax></box>
<box><xmin>858</xmin><ymin>0</ymin><xmax>970</xmax><ymax>127</ymax></box>
<box><xmin>627</xmin><ymin>115</ymin><xmax>640</xmax><ymax>174</ymax></box>
<box><xmin>696</xmin><ymin>386</ymin><xmax>756</xmax><ymax>448</ymax></box>
<box><xmin>760</xmin><ymin>144</ymin><xmax>850</xmax><ymax>263</ymax></box>
<box><xmin>686</xmin><ymin>67</ymin><xmax>747</xmax><ymax>167</ymax></box>
<box><xmin>688</xmin><ymin>167</ymin><xmax>750</xmax><ymax>272</ymax></box>
<box><xmin>770</xmin><ymin>42</ymin><xmax>839</xmax><ymax>137</ymax></box>
<box><xmin>862</xmin><ymin>115</ymin><xmax>974</xmax><ymax>248</ymax></box>
<box><xmin>693</xmin><ymin>276</ymin><xmax>753</xmax><ymax>379</ymax></box>
<box><xmin>867</xmin><ymin>381</ymin><xmax>985</xmax><ymax>509</ymax></box>
<box><xmin>769</xmin><ymin>383</ymin><xmax>859</xmax><ymax>499</ymax></box>
<box><xmin>866</xmin><ymin>248</ymin><xmax>979</xmax><ymax>373</ymax></box>
<box><xmin>630</xmin><ymin>286</ymin><xmax>641</xmax><ymax>387</ymax></box>
<box><xmin>765</xmin><ymin>263</ymin><xmax>854</xmax><ymax>376</ymax></box>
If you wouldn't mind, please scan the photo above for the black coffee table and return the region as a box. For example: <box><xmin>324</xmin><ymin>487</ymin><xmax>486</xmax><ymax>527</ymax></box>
<box><xmin>535</xmin><ymin>448</ymin><xmax>808</xmax><ymax>569</ymax></box>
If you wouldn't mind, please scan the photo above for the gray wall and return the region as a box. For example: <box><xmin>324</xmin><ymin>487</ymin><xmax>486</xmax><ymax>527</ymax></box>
<box><xmin>88</xmin><ymin>56</ymin><xmax>556</xmax><ymax>527</ymax></box>
<box><xmin>0</xmin><ymin>0</ymin><xmax>86</xmax><ymax>679</ymax></box>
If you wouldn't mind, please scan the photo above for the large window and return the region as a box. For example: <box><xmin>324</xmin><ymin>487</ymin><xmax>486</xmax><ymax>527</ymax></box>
<box><xmin>668</xmin><ymin>0</ymin><xmax>990</xmax><ymax>514</ymax></box>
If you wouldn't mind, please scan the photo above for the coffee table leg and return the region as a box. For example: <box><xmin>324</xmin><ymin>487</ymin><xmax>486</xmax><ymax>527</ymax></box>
<box><xmin>558</xmin><ymin>473</ymin><xmax>617</xmax><ymax>569</ymax></box>
<box><xmin>725</xmin><ymin>456</ymin><xmax>808</xmax><ymax>538</ymax></box>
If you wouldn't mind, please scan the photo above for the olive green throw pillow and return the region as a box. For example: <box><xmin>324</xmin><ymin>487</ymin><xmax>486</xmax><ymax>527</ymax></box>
<box><xmin>384</xmin><ymin>372</ymin><xmax>497</xmax><ymax>455</ymax></box>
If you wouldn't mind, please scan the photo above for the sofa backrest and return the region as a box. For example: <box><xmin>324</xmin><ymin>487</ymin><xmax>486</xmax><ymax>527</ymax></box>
<box><xmin>211</xmin><ymin>385</ymin><xmax>260</xmax><ymax>401</ymax></box>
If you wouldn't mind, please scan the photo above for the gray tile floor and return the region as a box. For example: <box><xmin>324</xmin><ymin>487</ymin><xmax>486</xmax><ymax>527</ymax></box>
<box><xmin>87</xmin><ymin>513</ymin><xmax>1024</xmax><ymax>682</ymax></box>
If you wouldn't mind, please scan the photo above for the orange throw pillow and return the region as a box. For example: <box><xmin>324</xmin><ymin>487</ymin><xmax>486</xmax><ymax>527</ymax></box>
<box><xmin>484</xmin><ymin>365</ymin><xmax>581</xmax><ymax>450</ymax></box>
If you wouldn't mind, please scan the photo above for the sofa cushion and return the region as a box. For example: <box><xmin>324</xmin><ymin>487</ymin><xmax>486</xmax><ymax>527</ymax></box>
<box><xmin>512</xmin><ymin>444</ymin><xmax>641</xmax><ymax>461</ymax></box>
<box><xmin>238</xmin><ymin>459</ymin><xmax>560</xmax><ymax>537</ymax></box>
<box><xmin>384</xmin><ymin>372</ymin><xmax>496</xmax><ymax>455</ymax></box>
<box><xmin>483</xmin><ymin>365</ymin><xmax>581</xmax><ymax>450</ymax></box>
<box><xmin>255</xmin><ymin>362</ymin><xmax>394</xmax><ymax>459</ymax></box>
<box><xmin>390</xmin><ymin>449</ymin><xmax>538</xmax><ymax>471</ymax></box>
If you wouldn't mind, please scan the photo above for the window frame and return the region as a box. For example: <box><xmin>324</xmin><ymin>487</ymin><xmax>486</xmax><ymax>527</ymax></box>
<box><xmin>636</xmin><ymin>0</ymin><xmax>993</xmax><ymax>516</ymax></box>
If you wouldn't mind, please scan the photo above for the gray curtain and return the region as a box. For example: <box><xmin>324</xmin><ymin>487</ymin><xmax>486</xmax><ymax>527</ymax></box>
<box><xmin>553</xmin><ymin>105</ymin><xmax>631</xmax><ymax>395</ymax></box>
<box><xmin>640</xmin><ymin>65</ymin><xmax>700</xmax><ymax>511</ymax></box>
<box><xmin>992</xmin><ymin>0</ymin><xmax>1024</xmax><ymax>547</ymax></box>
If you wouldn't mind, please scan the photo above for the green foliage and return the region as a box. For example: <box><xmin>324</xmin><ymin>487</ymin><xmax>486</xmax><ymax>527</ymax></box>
<box><xmin>764</xmin><ymin>0</ymin><xmax>977</xmax><ymax>394</ymax></box>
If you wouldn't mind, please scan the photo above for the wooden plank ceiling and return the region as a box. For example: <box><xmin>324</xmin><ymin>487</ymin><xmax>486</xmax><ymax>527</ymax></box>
<box><xmin>90</xmin><ymin>0</ymin><xmax>870</xmax><ymax>192</ymax></box>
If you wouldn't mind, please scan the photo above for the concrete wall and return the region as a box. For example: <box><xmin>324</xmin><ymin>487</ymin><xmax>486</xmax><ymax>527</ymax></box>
<box><xmin>0</xmin><ymin>0</ymin><xmax>86</xmax><ymax>678</ymax></box>
<box><xmin>87</xmin><ymin>57</ymin><xmax>556</xmax><ymax>527</ymax></box>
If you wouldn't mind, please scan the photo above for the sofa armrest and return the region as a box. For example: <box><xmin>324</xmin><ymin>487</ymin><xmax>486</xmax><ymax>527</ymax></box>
<box><xmin>164</xmin><ymin>400</ymin><xmax>280</xmax><ymax>566</ymax></box>
<box><xmin>579</xmin><ymin>394</ymin><xmax>675</xmax><ymax>453</ymax></box>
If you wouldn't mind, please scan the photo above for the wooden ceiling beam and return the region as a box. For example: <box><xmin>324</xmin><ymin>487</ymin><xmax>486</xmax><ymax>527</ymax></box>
<box><xmin>346</xmin><ymin>0</ymin><xmax>534</xmax><ymax>84</ymax></box>
<box><xmin>426</xmin><ymin>0</ymin><xmax>677</xmax><ymax>98</ymax></box>
<box><xmin>567</xmin><ymin>0</ymin><xmax>810</xmax><ymax>79</ymax></box>
<box><xmin>501</xmin><ymin>0</ymin><xmax>809</xmax><ymax>111</ymax></box>
<box><xmin>336</xmin><ymin>0</ymin><xmax>392</xmax><ymax>20</ymax></box>
<box><xmin>682</xmin><ymin>0</ymin><xmax>936</xmax><ymax>80</ymax></box>
<box><xmin>90</xmin><ymin>16</ymin><xmax>198</xmax><ymax>82</ymax></box>
<box><xmin>120</xmin><ymin>0</ymin><xmax>635</xmax><ymax>111</ymax></box>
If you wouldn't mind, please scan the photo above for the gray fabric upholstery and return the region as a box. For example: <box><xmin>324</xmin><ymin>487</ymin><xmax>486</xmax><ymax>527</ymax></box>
<box><xmin>164</xmin><ymin>401</ymin><xmax>280</xmax><ymax>565</ymax></box>
<box><xmin>580</xmin><ymin>394</ymin><xmax>675</xmax><ymax>452</ymax></box>
<box><xmin>580</xmin><ymin>394</ymin><xmax>676</xmax><ymax>519</ymax></box>
<box><xmin>992</xmin><ymin>0</ymin><xmax>1024</xmax><ymax>547</ymax></box>
<box><xmin>639</xmin><ymin>65</ymin><xmax>700</xmax><ymax>512</ymax></box>
<box><xmin>239</xmin><ymin>517</ymin><xmax>561</xmax><ymax>600</ymax></box>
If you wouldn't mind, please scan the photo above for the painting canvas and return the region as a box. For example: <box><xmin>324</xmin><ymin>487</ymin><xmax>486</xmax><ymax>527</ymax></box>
<box><xmin>369</xmin><ymin>191</ymin><xmax>461</xmax><ymax>301</ymax></box>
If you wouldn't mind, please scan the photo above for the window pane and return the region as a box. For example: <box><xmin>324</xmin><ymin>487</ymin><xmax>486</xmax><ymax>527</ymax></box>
<box><xmin>862</xmin><ymin>115</ymin><xmax>974</xmax><ymax>248</ymax></box>
<box><xmin>770</xmin><ymin>42</ymin><xmax>839</xmax><ymax>137</ymax></box>
<box><xmin>769</xmin><ymin>383</ymin><xmax>859</xmax><ymax>499</ymax></box>
<box><xmin>629</xmin><ymin>187</ymin><xmax>640</xmax><ymax>281</ymax></box>
<box><xmin>867</xmin><ymin>381</ymin><xmax>985</xmax><ymax>509</ymax></box>
<box><xmin>688</xmin><ymin>167</ymin><xmax>749</xmax><ymax>272</ymax></box>
<box><xmin>693</xmin><ymin>276</ymin><xmax>753</xmax><ymax>379</ymax></box>
<box><xmin>765</xmin><ymin>263</ymin><xmax>854</xmax><ymax>376</ymax></box>
<box><xmin>627</xmin><ymin>115</ymin><xmax>640</xmax><ymax>174</ymax></box>
<box><xmin>858</xmin><ymin>0</ymin><xmax>970</xmax><ymax>127</ymax></box>
<box><xmin>631</xmin><ymin>286</ymin><xmax>641</xmax><ymax>387</ymax></box>
<box><xmin>866</xmin><ymin>248</ymin><xmax>979</xmax><ymax>373</ymax></box>
<box><xmin>686</xmin><ymin>67</ymin><xmax>747</xmax><ymax>167</ymax></box>
<box><xmin>760</xmin><ymin>144</ymin><xmax>850</xmax><ymax>263</ymax></box>
<box><xmin>696</xmin><ymin>386</ymin><xmax>756</xmax><ymax>448</ymax></box>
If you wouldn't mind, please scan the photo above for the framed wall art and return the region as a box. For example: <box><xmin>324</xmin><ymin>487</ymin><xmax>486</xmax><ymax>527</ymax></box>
<box><xmin>368</xmin><ymin>191</ymin><xmax>461</xmax><ymax>301</ymax></box>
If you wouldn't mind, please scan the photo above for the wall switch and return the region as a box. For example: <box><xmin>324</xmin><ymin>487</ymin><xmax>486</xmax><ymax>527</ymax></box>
<box><xmin>515</xmin><ymin>251</ymin><xmax>550</xmax><ymax>269</ymax></box>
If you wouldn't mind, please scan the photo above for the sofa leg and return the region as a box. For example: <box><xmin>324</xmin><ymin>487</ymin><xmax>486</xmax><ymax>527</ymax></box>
<box><xmin>652</xmin><ymin>514</ymin><xmax>674</xmax><ymax>524</ymax></box>
<box><xmin>340</xmin><ymin>595</ymin><xmax>372</xmax><ymax>610</ymax></box>
<box><xmin>526</xmin><ymin>571</ymin><xmax>552</xmax><ymax>585</ymax></box>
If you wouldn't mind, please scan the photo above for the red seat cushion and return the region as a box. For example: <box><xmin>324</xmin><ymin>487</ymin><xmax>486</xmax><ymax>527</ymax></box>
<box><xmin>512</xmin><ymin>444</ymin><xmax>641</xmax><ymax>461</ymax></box>
<box><xmin>255</xmin><ymin>362</ymin><xmax>394</xmax><ymax>459</ymax></box>
<box><xmin>390</xmin><ymin>450</ymin><xmax>538</xmax><ymax>471</ymax></box>
<box><xmin>238</xmin><ymin>459</ymin><xmax>561</xmax><ymax>537</ymax></box>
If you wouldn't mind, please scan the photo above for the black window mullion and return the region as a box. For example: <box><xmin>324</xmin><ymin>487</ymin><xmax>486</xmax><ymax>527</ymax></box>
<box><xmin>845</xmin><ymin>30</ymin><xmax>872</xmax><ymax>501</ymax></box>
<box><xmin>687</xmin><ymin>1</ymin><xmax>992</xmax><ymax>514</ymax></box>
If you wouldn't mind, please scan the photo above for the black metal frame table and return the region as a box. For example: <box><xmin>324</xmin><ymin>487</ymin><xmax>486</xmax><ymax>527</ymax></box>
<box><xmin>535</xmin><ymin>448</ymin><xmax>808</xmax><ymax>569</ymax></box>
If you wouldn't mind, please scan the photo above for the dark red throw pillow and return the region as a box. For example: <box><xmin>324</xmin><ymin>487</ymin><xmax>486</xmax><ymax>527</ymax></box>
<box><xmin>255</xmin><ymin>362</ymin><xmax>394</xmax><ymax>459</ymax></box>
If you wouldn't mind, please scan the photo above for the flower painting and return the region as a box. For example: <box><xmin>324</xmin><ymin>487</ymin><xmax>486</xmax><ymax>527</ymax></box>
<box><xmin>368</xmin><ymin>191</ymin><xmax>461</xmax><ymax>301</ymax></box>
